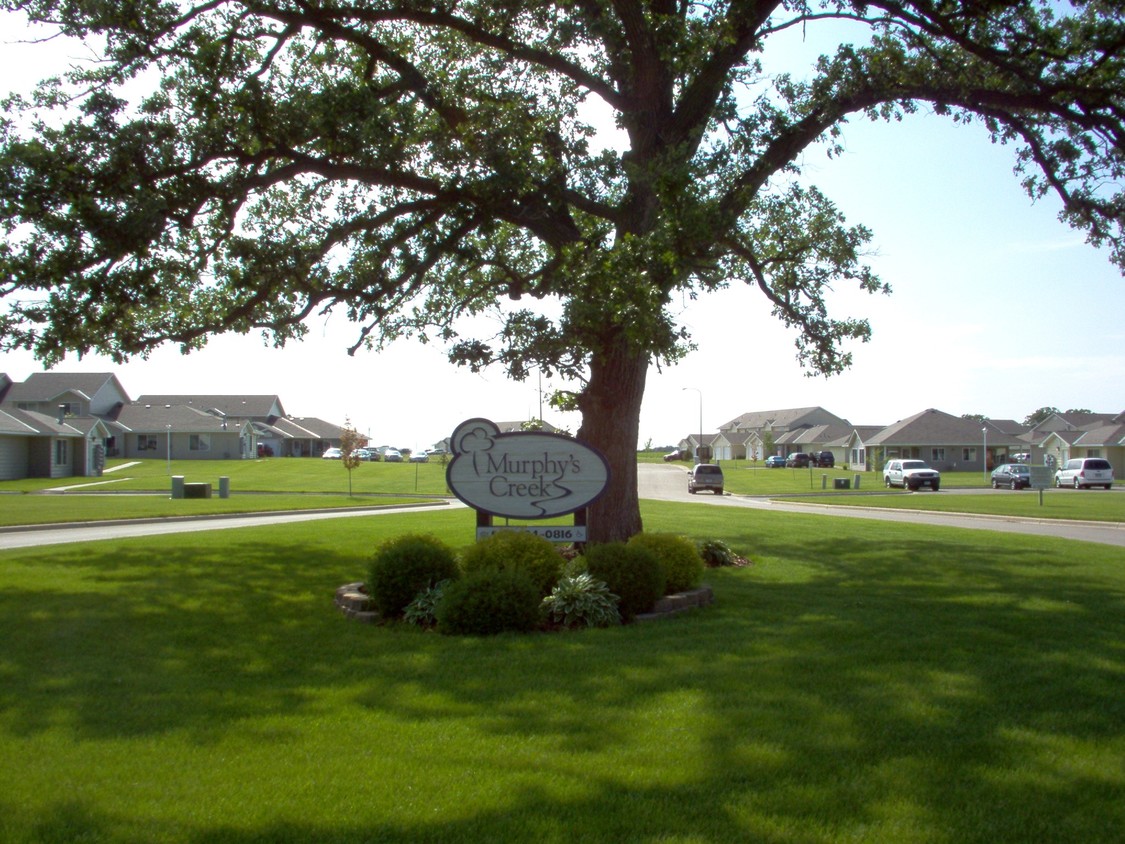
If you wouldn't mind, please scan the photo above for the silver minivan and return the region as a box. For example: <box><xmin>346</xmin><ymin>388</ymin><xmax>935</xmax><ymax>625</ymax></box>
<box><xmin>688</xmin><ymin>463</ymin><xmax>724</xmax><ymax>495</ymax></box>
<box><xmin>1054</xmin><ymin>457</ymin><xmax>1114</xmax><ymax>489</ymax></box>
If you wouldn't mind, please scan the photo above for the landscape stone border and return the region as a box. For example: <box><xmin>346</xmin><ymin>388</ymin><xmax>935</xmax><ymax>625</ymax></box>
<box><xmin>335</xmin><ymin>583</ymin><xmax>379</xmax><ymax>624</ymax></box>
<box><xmin>334</xmin><ymin>582</ymin><xmax>714</xmax><ymax>625</ymax></box>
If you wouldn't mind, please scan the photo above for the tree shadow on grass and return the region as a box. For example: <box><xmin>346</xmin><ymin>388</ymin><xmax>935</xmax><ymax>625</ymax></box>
<box><xmin>2</xmin><ymin>516</ymin><xmax>1124</xmax><ymax>842</ymax></box>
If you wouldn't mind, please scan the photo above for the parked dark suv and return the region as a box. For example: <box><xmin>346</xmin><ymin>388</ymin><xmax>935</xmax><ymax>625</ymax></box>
<box><xmin>785</xmin><ymin>452</ymin><xmax>811</xmax><ymax>468</ymax></box>
<box><xmin>813</xmin><ymin>451</ymin><xmax>835</xmax><ymax>468</ymax></box>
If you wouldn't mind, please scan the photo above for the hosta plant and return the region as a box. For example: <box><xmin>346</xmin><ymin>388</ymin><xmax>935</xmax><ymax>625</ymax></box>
<box><xmin>697</xmin><ymin>538</ymin><xmax>738</xmax><ymax>567</ymax></box>
<box><xmin>402</xmin><ymin>579</ymin><xmax>450</xmax><ymax>627</ymax></box>
<box><xmin>542</xmin><ymin>574</ymin><xmax>622</xmax><ymax>629</ymax></box>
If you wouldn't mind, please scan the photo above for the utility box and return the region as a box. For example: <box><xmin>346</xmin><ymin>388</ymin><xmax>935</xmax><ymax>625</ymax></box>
<box><xmin>184</xmin><ymin>482</ymin><xmax>212</xmax><ymax>499</ymax></box>
<box><xmin>171</xmin><ymin>475</ymin><xmax>185</xmax><ymax>499</ymax></box>
<box><xmin>219</xmin><ymin>476</ymin><xmax>230</xmax><ymax>499</ymax></box>
<box><xmin>853</xmin><ymin>474</ymin><xmax>862</xmax><ymax>490</ymax></box>
<box><xmin>833</xmin><ymin>477</ymin><xmax>851</xmax><ymax>490</ymax></box>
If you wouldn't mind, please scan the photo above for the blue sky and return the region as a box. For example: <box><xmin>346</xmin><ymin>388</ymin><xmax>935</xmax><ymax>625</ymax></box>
<box><xmin>2</xmin><ymin>12</ymin><xmax>1122</xmax><ymax>449</ymax></box>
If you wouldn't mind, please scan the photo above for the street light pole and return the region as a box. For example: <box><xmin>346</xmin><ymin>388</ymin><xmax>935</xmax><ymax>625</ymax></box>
<box><xmin>982</xmin><ymin>426</ymin><xmax>988</xmax><ymax>482</ymax></box>
<box><xmin>166</xmin><ymin>424</ymin><xmax>172</xmax><ymax>475</ymax></box>
<box><xmin>682</xmin><ymin>387</ymin><xmax>702</xmax><ymax>463</ymax></box>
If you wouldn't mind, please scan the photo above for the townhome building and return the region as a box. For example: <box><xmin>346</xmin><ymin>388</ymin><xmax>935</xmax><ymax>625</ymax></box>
<box><xmin>1027</xmin><ymin>412</ymin><xmax>1125</xmax><ymax>477</ymax></box>
<box><xmin>0</xmin><ymin>372</ymin><xmax>124</xmax><ymax>480</ymax></box>
<box><xmin>0</xmin><ymin>373</ymin><xmax>351</xmax><ymax>479</ymax></box>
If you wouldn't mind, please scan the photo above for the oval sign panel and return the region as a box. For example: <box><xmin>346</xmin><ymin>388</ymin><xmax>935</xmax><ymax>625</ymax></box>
<box><xmin>446</xmin><ymin>419</ymin><xmax>611</xmax><ymax>519</ymax></box>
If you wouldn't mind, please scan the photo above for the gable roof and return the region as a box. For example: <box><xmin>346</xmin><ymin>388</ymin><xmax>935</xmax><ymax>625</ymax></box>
<box><xmin>0</xmin><ymin>407</ymin><xmax>41</xmax><ymax>436</ymax></box>
<box><xmin>867</xmin><ymin>408</ymin><xmax>1022</xmax><ymax>446</ymax></box>
<box><xmin>0</xmin><ymin>407</ymin><xmax>110</xmax><ymax>437</ymax></box>
<box><xmin>1070</xmin><ymin>422</ymin><xmax>1125</xmax><ymax>448</ymax></box>
<box><xmin>774</xmin><ymin>423</ymin><xmax>854</xmax><ymax>447</ymax></box>
<box><xmin>1</xmin><ymin>372</ymin><xmax>130</xmax><ymax>405</ymax></box>
<box><xmin>266</xmin><ymin>416</ymin><xmax>348</xmax><ymax>440</ymax></box>
<box><xmin>718</xmin><ymin>406</ymin><xmax>850</xmax><ymax>432</ymax></box>
<box><xmin>131</xmin><ymin>394</ymin><xmax>286</xmax><ymax>419</ymax></box>
<box><xmin>984</xmin><ymin>419</ymin><xmax>1028</xmax><ymax>436</ymax></box>
<box><xmin>113</xmin><ymin>403</ymin><xmax>252</xmax><ymax>434</ymax></box>
<box><xmin>1029</xmin><ymin>411</ymin><xmax>1119</xmax><ymax>434</ymax></box>
<box><xmin>847</xmin><ymin>426</ymin><xmax>887</xmax><ymax>444</ymax></box>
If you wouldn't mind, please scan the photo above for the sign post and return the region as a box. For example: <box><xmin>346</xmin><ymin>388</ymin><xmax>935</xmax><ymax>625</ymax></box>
<box><xmin>1029</xmin><ymin>465</ymin><xmax>1053</xmax><ymax>506</ymax></box>
<box><xmin>446</xmin><ymin>419</ymin><xmax>611</xmax><ymax>542</ymax></box>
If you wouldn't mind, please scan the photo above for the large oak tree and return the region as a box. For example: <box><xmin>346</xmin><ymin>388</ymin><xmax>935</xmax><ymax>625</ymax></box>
<box><xmin>2</xmin><ymin>0</ymin><xmax>1123</xmax><ymax>542</ymax></box>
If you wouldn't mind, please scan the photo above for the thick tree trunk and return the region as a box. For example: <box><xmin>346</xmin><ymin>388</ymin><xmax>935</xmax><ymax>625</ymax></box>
<box><xmin>577</xmin><ymin>334</ymin><xmax>648</xmax><ymax>544</ymax></box>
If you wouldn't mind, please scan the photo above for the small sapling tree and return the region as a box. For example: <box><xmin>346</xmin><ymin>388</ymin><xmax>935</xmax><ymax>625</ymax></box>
<box><xmin>339</xmin><ymin>419</ymin><xmax>364</xmax><ymax>497</ymax></box>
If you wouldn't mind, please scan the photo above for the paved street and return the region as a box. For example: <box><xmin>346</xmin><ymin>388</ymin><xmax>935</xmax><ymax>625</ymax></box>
<box><xmin>0</xmin><ymin>500</ymin><xmax>467</xmax><ymax>550</ymax></box>
<box><xmin>639</xmin><ymin>463</ymin><xmax>1125</xmax><ymax>548</ymax></box>
<box><xmin>1</xmin><ymin>466</ymin><xmax>1122</xmax><ymax>549</ymax></box>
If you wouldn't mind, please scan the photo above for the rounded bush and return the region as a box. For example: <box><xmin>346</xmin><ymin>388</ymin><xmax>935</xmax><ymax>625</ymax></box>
<box><xmin>583</xmin><ymin>542</ymin><xmax>665</xmax><ymax>621</ymax></box>
<box><xmin>436</xmin><ymin>568</ymin><xmax>542</xmax><ymax>636</ymax></box>
<box><xmin>367</xmin><ymin>534</ymin><xmax>460</xmax><ymax>619</ymax></box>
<box><xmin>627</xmin><ymin>532</ymin><xmax>704</xmax><ymax>594</ymax></box>
<box><xmin>459</xmin><ymin>530</ymin><xmax>565</xmax><ymax>597</ymax></box>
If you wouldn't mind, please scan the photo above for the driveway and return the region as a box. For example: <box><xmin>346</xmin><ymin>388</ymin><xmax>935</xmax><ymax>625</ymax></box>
<box><xmin>640</xmin><ymin>463</ymin><xmax>1125</xmax><ymax>548</ymax></box>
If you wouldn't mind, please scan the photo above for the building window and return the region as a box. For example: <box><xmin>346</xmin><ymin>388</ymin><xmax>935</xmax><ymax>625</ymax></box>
<box><xmin>963</xmin><ymin>448</ymin><xmax>976</xmax><ymax>462</ymax></box>
<box><xmin>190</xmin><ymin>434</ymin><xmax>210</xmax><ymax>452</ymax></box>
<box><xmin>931</xmin><ymin>448</ymin><xmax>946</xmax><ymax>462</ymax></box>
<box><xmin>54</xmin><ymin>440</ymin><xmax>68</xmax><ymax>465</ymax></box>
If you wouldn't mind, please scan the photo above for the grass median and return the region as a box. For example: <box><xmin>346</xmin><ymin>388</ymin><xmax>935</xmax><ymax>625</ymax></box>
<box><xmin>1</xmin><ymin>501</ymin><xmax>1122</xmax><ymax>842</ymax></box>
<box><xmin>787</xmin><ymin>488</ymin><xmax>1125</xmax><ymax>522</ymax></box>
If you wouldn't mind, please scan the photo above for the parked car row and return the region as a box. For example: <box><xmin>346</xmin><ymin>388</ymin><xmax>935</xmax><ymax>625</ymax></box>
<box><xmin>321</xmin><ymin>446</ymin><xmax>444</xmax><ymax>462</ymax></box>
<box><xmin>759</xmin><ymin>451</ymin><xmax>836</xmax><ymax>468</ymax></box>
<box><xmin>989</xmin><ymin>459</ymin><xmax>1115</xmax><ymax>490</ymax></box>
<box><xmin>778</xmin><ymin>451</ymin><xmax>835</xmax><ymax>468</ymax></box>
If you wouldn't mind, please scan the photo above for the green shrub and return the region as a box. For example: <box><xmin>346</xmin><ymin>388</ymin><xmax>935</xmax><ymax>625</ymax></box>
<box><xmin>583</xmin><ymin>542</ymin><xmax>665</xmax><ymax>621</ymax></box>
<box><xmin>542</xmin><ymin>573</ymin><xmax>621</xmax><ymax>629</ymax></box>
<box><xmin>367</xmin><ymin>534</ymin><xmax>460</xmax><ymax>619</ymax></box>
<box><xmin>561</xmin><ymin>553</ymin><xmax>588</xmax><ymax>578</ymax></box>
<box><xmin>459</xmin><ymin>530</ymin><xmax>565</xmax><ymax>596</ymax></box>
<box><xmin>402</xmin><ymin>579</ymin><xmax>450</xmax><ymax>627</ymax></box>
<box><xmin>697</xmin><ymin>538</ymin><xmax>739</xmax><ymax>568</ymax></box>
<box><xmin>627</xmin><ymin>532</ymin><xmax>704</xmax><ymax>593</ymax></box>
<box><xmin>436</xmin><ymin>568</ymin><xmax>542</xmax><ymax>636</ymax></box>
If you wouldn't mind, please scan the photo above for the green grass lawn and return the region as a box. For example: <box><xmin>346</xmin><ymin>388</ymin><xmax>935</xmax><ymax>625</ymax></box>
<box><xmin>0</xmin><ymin>494</ymin><xmax>436</xmax><ymax>527</ymax></box>
<box><xmin>0</xmin><ymin>456</ymin><xmax>454</xmax><ymax>495</ymax></box>
<box><xmin>4</xmin><ymin>458</ymin><xmax>1120</xmax><ymax>527</ymax></box>
<box><xmin>2</xmin><ymin>501</ymin><xmax>1123</xmax><ymax>842</ymax></box>
<box><xmin>0</xmin><ymin>458</ymin><xmax>454</xmax><ymax>526</ymax></box>
<box><xmin>791</xmin><ymin>488</ymin><xmax>1125</xmax><ymax>522</ymax></box>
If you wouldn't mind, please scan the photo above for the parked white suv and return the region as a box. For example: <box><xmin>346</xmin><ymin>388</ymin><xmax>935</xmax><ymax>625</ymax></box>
<box><xmin>1054</xmin><ymin>457</ymin><xmax>1114</xmax><ymax>489</ymax></box>
<box><xmin>883</xmin><ymin>459</ymin><xmax>941</xmax><ymax>491</ymax></box>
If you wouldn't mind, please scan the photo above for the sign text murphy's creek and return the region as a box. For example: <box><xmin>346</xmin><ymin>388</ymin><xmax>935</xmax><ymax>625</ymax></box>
<box><xmin>446</xmin><ymin>419</ymin><xmax>610</xmax><ymax>520</ymax></box>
